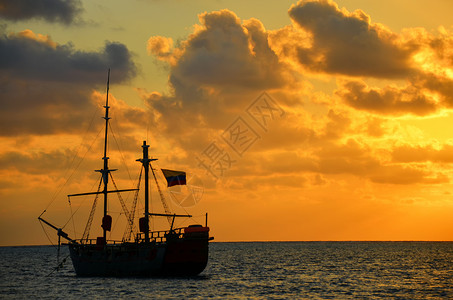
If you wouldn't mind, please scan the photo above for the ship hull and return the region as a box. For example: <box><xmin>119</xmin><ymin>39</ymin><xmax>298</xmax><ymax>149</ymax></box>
<box><xmin>162</xmin><ymin>238</ymin><xmax>209</xmax><ymax>276</ymax></box>
<box><xmin>68</xmin><ymin>236</ymin><xmax>209</xmax><ymax>277</ymax></box>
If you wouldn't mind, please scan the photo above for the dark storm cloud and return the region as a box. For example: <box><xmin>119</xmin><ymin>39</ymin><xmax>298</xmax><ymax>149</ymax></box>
<box><xmin>0</xmin><ymin>0</ymin><xmax>83</xmax><ymax>25</ymax></box>
<box><xmin>285</xmin><ymin>0</ymin><xmax>415</xmax><ymax>78</ymax></box>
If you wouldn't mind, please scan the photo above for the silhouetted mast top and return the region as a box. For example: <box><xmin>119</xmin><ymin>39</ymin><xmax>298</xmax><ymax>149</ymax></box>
<box><xmin>99</xmin><ymin>68</ymin><xmax>112</xmax><ymax>242</ymax></box>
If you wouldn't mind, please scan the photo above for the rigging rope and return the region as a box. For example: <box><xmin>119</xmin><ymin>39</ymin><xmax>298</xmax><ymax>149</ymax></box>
<box><xmin>67</xmin><ymin>196</ymin><xmax>77</xmax><ymax>240</ymax></box>
<box><xmin>123</xmin><ymin>167</ymin><xmax>143</xmax><ymax>242</ymax></box>
<box><xmin>109</xmin><ymin>173</ymin><xmax>135</xmax><ymax>241</ymax></box>
<box><xmin>61</xmin><ymin>172</ymin><xmax>104</xmax><ymax>235</ymax></box>
<box><xmin>150</xmin><ymin>162</ymin><xmax>173</xmax><ymax>225</ymax></box>
<box><xmin>38</xmin><ymin>219</ymin><xmax>57</xmax><ymax>248</ymax></box>
<box><xmin>81</xmin><ymin>177</ymin><xmax>103</xmax><ymax>243</ymax></box>
<box><xmin>109</xmin><ymin>122</ymin><xmax>133</xmax><ymax>181</ymax></box>
<box><xmin>45</xmin><ymin>254</ymin><xmax>70</xmax><ymax>277</ymax></box>
<box><xmin>41</xmin><ymin>124</ymin><xmax>104</xmax><ymax>217</ymax></box>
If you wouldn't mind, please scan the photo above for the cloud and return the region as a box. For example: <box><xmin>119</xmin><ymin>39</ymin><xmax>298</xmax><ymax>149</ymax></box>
<box><xmin>4</xmin><ymin>0</ymin><xmax>453</xmax><ymax>245</ymax></box>
<box><xmin>143</xmin><ymin>4</ymin><xmax>453</xmax><ymax>189</ymax></box>
<box><xmin>1</xmin><ymin>30</ymin><xmax>137</xmax><ymax>83</ymax></box>
<box><xmin>143</xmin><ymin>9</ymin><xmax>293</xmax><ymax>157</ymax></box>
<box><xmin>267</xmin><ymin>1</ymin><xmax>453</xmax><ymax>117</ymax></box>
<box><xmin>0</xmin><ymin>29</ymin><xmax>138</xmax><ymax>136</ymax></box>
<box><xmin>404</xmin><ymin>25</ymin><xmax>453</xmax><ymax>72</ymax></box>
<box><xmin>336</xmin><ymin>79</ymin><xmax>439</xmax><ymax>116</ymax></box>
<box><xmin>417</xmin><ymin>72</ymin><xmax>453</xmax><ymax>108</ymax></box>
<box><xmin>392</xmin><ymin>144</ymin><xmax>453</xmax><ymax>163</ymax></box>
<box><xmin>0</xmin><ymin>77</ymin><xmax>94</xmax><ymax>136</ymax></box>
<box><xmin>148</xmin><ymin>10</ymin><xmax>287</xmax><ymax>93</ymax></box>
<box><xmin>259</xmin><ymin>138</ymin><xmax>448</xmax><ymax>185</ymax></box>
<box><xmin>336</xmin><ymin>70</ymin><xmax>453</xmax><ymax>116</ymax></box>
<box><xmin>369</xmin><ymin>165</ymin><xmax>448</xmax><ymax>185</ymax></box>
<box><xmin>282</xmin><ymin>0</ymin><xmax>415</xmax><ymax>78</ymax></box>
<box><xmin>147</xmin><ymin>36</ymin><xmax>175</xmax><ymax>65</ymax></box>
<box><xmin>0</xmin><ymin>149</ymin><xmax>74</xmax><ymax>175</ymax></box>
<box><xmin>0</xmin><ymin>0</ymin><xmax>83</xmax><ymax>25</ymax></box>
<box><xmin>142</xmin><ymin>6</ymin><xmax>449</xmax><ymax>189</ymax></box>
<box><xmin>172</xmin><ymin>10</ymin><xmax>286</xmax><ymax>91</ymax></box>
<box><xmin>91</xmin><ymin>91</ymin><xmax>148</xmax><ymax>150</ymax></box>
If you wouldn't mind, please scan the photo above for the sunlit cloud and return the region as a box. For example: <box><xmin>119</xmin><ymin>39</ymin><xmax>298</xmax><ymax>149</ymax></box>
<box><xmin>267</xmin><ymin>0</ymin><xmax>453</xmax><ymax>119</ymax></box>
<box><xmin>391</xmin><ymin>143</ymin><xmax>453</xmax><ymax>163</ymax></box>
<box><xmin>143</xmin><ymin>4</ymin><xmax>453</xmax><ymax>192</ymax></box>
<box><xmin>147</xmin><ymin>36</ymin><xmax>176</xmax><ymax>65</ymax></box>
<box><xmin>336</xmin><ymin>79</ymin><xmax>439</xmax><ymax>116</ymax></box>
<box><xmin>279</xmin><ymin>0</ymin><xmax>415</xmax><ymax>78</ymax></box>
<box><xmin>144</xmin><ymin>9</ymin><xmax>294</xmax><ymax>161</ymax></box>
<box><xmin>169</xmin><ymin>10</ymin><xmax>287</xmax><ymax>91</ymax></box>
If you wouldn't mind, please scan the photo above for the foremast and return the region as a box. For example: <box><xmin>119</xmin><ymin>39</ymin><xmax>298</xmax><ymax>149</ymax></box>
<box><xmin>95</xmin><ymin>68</ymin><xmax>116</xmax><ymax>243</ymax></box>
<box><xmin>37</xmin><ymin>70</ymin><xmax>115</xmax><ymax>245</ymax></box>
<box><xmin>58</xmin><ymin>69</ymin><xmax>137</xmax><ymax>244</ymax></box>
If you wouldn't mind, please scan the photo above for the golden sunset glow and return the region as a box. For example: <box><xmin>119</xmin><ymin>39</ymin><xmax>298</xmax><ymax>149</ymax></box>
<box><xmin>1</xmin><ymin>0</ymin><xmax>453</xmax><ymax>246</ymax></box>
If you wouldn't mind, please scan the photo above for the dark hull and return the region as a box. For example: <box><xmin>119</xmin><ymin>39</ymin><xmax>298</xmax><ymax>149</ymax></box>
<box><xmin>68</xmin><ymin>237</ymin><xmax>209</xmax><ymax>277</ymax></box>
<box><xmin>162</xmin><ymin>238</ymin><xmax>209</xmax><ymax>275</ymax></box>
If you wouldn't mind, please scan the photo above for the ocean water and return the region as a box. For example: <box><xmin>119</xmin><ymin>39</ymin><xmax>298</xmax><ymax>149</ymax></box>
<box><xmin>1</xmin><ymin>242</ymin><xmax>452</xmax><ymax>299</ymax></box>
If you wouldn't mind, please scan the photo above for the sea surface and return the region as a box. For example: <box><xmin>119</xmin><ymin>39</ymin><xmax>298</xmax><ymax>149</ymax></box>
<box><xmin>1</xmin><ymin>242</ymin><xmax>452</xmax><ymax>299</ymax></box>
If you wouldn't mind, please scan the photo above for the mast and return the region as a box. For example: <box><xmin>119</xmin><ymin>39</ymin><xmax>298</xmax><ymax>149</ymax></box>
<box><xmin>96</xmin><ymin>69</ymin><xmax>114</xmax><ymax>244</ymax></box>
<box><xmin>65</xmin><ymin>69</ymin><xmax>137</xmax><ymax>243</ymax></box>
<box><xmin>137</xmin><ymin>141</ymin><xmax>157</xmax><ymax>243</ymax></box>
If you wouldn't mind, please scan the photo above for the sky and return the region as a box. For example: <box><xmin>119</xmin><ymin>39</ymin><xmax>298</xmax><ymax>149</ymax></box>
<box><xmin>1</xmin><ymin>0</ymin><xmax>453</xmax><ymax>246</ymax></box>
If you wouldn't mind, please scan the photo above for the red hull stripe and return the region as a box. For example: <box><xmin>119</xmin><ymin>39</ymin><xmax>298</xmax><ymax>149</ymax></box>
<box><xmin>184</xmin><ymin>226</ymin><xmax>209</xmax><ymax>233</ymax></box>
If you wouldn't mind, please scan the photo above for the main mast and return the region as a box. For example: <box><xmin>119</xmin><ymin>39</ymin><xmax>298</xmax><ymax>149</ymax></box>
<box><xmin>137</xmin><ymin>141</ymin><xmax>157</xmax><ymax>243</ymax></box>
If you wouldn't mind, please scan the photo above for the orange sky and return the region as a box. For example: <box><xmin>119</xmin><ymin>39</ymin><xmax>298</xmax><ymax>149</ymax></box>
<box><xmin>1</xmin><ymin>0</ymin><xmax>453</xmax><ymax>246</ymax></box>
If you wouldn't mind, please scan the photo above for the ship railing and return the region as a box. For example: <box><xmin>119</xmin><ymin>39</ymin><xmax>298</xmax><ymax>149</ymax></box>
<box><xmin>72</xmin><ymin>227</ymin><xmax>186</xmax><ymax>245</ymax></box>
<box><xmin>135</xmin><ymin>227</ymin><xmax>184</xmax><ymax>243</ymax></box>
<box><xmin>77</xmin><ymin>238</ymin><xmax>124</xmax><ymax>245</ymax></box>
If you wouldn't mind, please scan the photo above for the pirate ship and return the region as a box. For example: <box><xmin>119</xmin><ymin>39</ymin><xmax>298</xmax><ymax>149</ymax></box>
<box><xmin>38</xmin><ymin>70</ymin><xmax>213</xmax><ymax>276</ymax></box>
